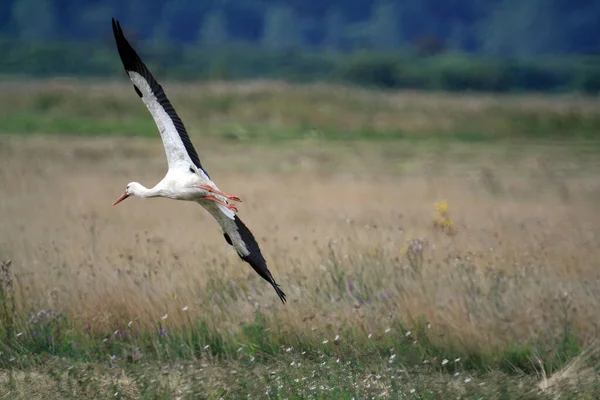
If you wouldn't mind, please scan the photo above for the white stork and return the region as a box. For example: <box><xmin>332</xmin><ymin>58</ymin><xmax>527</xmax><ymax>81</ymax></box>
<box><xmin>109</xmin><ymin>18</ymin><xmax>286</xmax><ymax>303</ymax></box>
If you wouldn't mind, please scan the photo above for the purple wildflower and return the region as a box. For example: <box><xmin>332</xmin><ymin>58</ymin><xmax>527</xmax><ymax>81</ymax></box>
<box><xmin>347</xmin><ymin>279</ymin><xmax>355</xmax><ymax>295</ymax></box>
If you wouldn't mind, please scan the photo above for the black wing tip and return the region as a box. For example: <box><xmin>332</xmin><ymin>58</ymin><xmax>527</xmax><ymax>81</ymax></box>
<box><xmin>242</xmin><ymin>253</ymin><xmax>287</xmax><ymax>304</ymax></box>
<box><xmin>273</xmin><ymin>283</ymin><xmax>287</xmax><ymax>304</ymax></box>
<box><xmin>233</xmin><ymin>216</ymin><xmax>287</xmax><ymax>304</ymax></box>
<box><xmin>110</xmin><ymin>17</ymin><xmax>144</xmax><ymax>76</ymax></box>
<box><xmin>111</xmin><ymin>17</ymin><xmax>124</xmax><ymax>47</ymax></box>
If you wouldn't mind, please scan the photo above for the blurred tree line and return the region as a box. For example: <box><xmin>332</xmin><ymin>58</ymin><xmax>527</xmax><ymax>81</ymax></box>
<box><xmin>0</xmin><ymin>0</ymin><xmax>599</xmax><ymax>93</ymax></box>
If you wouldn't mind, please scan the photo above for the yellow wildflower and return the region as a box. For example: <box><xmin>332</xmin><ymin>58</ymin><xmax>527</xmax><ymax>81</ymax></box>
<box><xmin>434</xmin><ymin>200</ymin><xmax>449</xmax><ymax>214</ymax></box>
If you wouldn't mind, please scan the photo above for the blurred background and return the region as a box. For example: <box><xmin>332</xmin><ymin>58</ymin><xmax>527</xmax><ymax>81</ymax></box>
<box><xmin>1</xmin><ymin>2</ymin><xmax>600</xmax><ymax>398</ymax></box>
<box><xmin>0</xmin><ymin>0</ymin><xmax>599</xmax><ymax>92</ymax></box>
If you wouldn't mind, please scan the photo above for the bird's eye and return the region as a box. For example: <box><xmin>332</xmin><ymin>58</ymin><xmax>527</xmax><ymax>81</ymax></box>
<box><xmin>189</xmin><ymin>166</ymin><xmax>196</xmax><ymax>173</ymax></box>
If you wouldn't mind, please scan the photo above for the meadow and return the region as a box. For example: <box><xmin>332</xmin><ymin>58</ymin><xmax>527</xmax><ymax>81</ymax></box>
<box><xmin>0</xmin><ymin>80</ymin><xmax>600</xmax><ymax>398</ymax></box>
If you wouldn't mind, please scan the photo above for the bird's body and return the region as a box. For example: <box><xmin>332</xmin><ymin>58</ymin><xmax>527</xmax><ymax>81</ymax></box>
<box><xmin>110</xmin><ymin>18</ymin><xmax>286</xmax><ymax>303</ymax></box>
<box><xmin>123</xmin><ymin>171</ymin><xmax>213</xmax><ymax>202</ymax></box>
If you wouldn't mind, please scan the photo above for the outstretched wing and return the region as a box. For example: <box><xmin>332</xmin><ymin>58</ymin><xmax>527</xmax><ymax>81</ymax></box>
<box><xmin>111</xmin><ymin>18</ymin><xmax>209</xmax><ymax>178</ymax></box>
<box><xmin>200</xmin><ymin>201</ymin><xmax>287</xmax><ymax>304</ymax></box>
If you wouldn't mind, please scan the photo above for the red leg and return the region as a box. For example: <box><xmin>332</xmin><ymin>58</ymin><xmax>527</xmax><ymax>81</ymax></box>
<box><xmin>204</xmin><ymin>195</ymin><xmax>238</xmax><ymax>213</ymax></box>
<box><xmin>196</xmin><ymin>185</ymin><xmax>241</xmax><ymax>202</ymax></box>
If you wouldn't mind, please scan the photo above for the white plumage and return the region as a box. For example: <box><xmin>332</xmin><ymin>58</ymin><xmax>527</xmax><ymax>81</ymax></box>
<box><xmin>110</xmin><ymin>18</ymin><xmax>286</xmax><ymax>303</ymax></box>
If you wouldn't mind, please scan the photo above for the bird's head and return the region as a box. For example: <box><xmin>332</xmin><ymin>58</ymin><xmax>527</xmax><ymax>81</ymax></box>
<box><xmin>112</xmin><ymin>182</ymin><xmax>142</xmax><ymax>206</ymax></box>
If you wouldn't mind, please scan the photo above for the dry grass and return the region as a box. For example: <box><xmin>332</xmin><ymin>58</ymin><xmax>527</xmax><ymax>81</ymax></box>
<box><xmin>2</xmin><ymin>80</ymin><xmax>600</xmax><ymax>398</ymax></box>
<box><xmin>0</xmin><ymin>355</ymin><xmax>546</xmax><ymax>399</ymax></box>
<box><xmin>1</xmin><ymin>132</ymin><xmax>600</xmax><ymax>363</ymax></box>
<box><xmin>538</xmin><ymin>344</ymin><xmax>600</xmax><ymax>397</ymax></box>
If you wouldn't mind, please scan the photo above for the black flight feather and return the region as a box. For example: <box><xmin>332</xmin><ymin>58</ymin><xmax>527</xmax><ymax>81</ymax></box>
<box><xmin>224</xmin><ymin>216</ymin><xmax>287</xmax><ymax>304</ymax></box>
<box><xmin>111</xmin><ymin>18</ymin><xmax>209</xmax><ymax>178</ymax></box>
<box><xmin>112</xmin><ymin>18</ymin><xmax>286</xmax><ymax>304</ymax></box>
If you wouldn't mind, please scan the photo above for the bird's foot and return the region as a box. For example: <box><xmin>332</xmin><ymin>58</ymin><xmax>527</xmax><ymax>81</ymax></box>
<box><xmin>196</xmin><ymin>185</ymin><xmax>242</xmax><ymax>202</ymax></box>
<box><xmin>204</xmin><ymin>195</ymin><xmax>238</xmax><ymax>213</ymax></box>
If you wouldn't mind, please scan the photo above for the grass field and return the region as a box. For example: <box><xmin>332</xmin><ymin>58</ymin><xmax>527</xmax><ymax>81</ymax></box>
<box><xmin>2</xmin><ymin>78</ymin><xmax>600</xmax><ymax>141</ymax></box>
<box><xmin>1</xmin><ymin>81</ymin><xmax>600</xmax><ymax>398</ymax></box>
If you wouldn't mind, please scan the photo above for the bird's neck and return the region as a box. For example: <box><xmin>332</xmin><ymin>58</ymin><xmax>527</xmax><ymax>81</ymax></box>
<box><xmin>134</xmin><ymin>184</ymin><xmax>163</xmax><ymax>198</ymax></box>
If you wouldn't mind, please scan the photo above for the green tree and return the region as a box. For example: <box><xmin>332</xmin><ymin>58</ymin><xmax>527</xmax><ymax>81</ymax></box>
<box><xmin>262</xmin><ymin>5</ymin><xmax>303</xmax><ymax>50</ymax></box>
<box><xmin>75</xmin><ymin>3</ymin><xmax>114</xmax><ymax>39</ymax></box>
<box><xmin>323</xmin><ymin>9</ymin><xmax>345</xmax><ymax>50</ymax></box>
<box><xmin>12</xmin><ymin>0</ymin><xmax>57</xmax><ymax>39</ymax></box>
<box><xmin>482</xmin><ymin>0</ymin><xmax>564</xmax><ymax>56</ymax></box>
<box><xmin>369</xmin><ymin>1</ymin><xmax>402</xmax><ymax>50</ymax></box>
<box><xmin>200</xmin><ymin>10</ymin><xmax>228</xmax><ymax>47</ymax></box>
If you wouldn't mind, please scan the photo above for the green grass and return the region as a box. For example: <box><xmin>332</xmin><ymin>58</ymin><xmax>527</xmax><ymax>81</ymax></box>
<box><xmin>0</xmin><ymin>315</ymin><xmax>590</xmax><ymax>399</ymax></box>
<box><xmin>0</xmin><ymin>261</ymin><xmax>598</xmax><ymax>399</ymax></box>
<box><xmin>2</xmin><ymin>80</ymin><xmax>600</xmax><ymax>143</ymax></box>
<box><xmin>0</xmin><ymin>353</ymin><xmax>556</xmax><ymax>399</ymax></box>
<box><xmin>0</xmin><ymin>312</ymin><xmax>597</xmax><ymax>399</ymax></box>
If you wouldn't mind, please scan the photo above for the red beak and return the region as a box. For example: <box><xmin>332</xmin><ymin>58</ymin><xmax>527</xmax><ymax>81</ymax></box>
<box><xmin>112</xmin><ymin>192</ymin><xmax>130</xmax><ymax>206</ymax></box>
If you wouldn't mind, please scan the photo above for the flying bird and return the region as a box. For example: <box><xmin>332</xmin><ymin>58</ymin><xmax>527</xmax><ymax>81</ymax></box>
<box><xmin>110</xmin><ymin>18</ymin><xmax>286</xmax><ymax>303</ymax></box>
